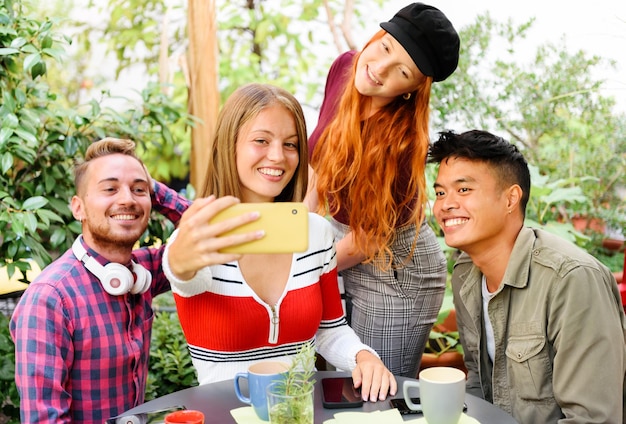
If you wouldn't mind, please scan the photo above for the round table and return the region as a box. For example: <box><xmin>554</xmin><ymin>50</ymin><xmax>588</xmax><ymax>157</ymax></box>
<box><xmin>121</xmin><ymin>370</ymin><xmax>517</xmax><ymax>423</ymax></box>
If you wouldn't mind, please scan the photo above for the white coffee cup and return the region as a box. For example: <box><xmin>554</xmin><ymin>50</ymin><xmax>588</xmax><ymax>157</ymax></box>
<box><xmin>403</xmin><ymin>366</ymin><xmax>466</xmax><ymax>424</ymax></box>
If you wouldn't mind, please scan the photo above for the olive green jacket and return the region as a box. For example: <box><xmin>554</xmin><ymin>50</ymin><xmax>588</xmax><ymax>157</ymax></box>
<box><xmin>452</xmin><ymin>227</ymin><xmax>626</xmax><ymax>423</ymax></box>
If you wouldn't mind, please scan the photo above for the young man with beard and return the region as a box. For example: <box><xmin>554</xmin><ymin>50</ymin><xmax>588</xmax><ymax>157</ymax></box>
<box><xmin>8</xmin><ymin>138</ymin><xmax>200</xmax><ymax>423</ymax></box>
<box><xmin>430</xmin><ymin>130</ymin><xmax>626</xmax><ymax>423</ymax></box>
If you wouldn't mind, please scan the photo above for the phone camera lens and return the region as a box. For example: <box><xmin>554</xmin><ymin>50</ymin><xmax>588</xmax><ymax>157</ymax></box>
<box><xmin>292</xmin><ymin>209</ymin><xmax>297</xmax><ymax>215</ymax></box>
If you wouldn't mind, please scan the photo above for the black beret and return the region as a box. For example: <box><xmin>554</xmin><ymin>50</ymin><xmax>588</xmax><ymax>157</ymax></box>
<box><xmin>380</xmin><ymin>3</ymin><xmax>460</xmax><ymax>82</ymax></box>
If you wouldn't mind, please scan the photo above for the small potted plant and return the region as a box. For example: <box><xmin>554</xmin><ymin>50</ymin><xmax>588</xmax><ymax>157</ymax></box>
<box><xmin>420</xmin><ymin>309</ymin><xmax>466</xmax><ymax>374</ymax></box>
<box><xmin>266</xmin><ymin>342</ymin><xmax>316</xmax><ymax>424</ymax></box>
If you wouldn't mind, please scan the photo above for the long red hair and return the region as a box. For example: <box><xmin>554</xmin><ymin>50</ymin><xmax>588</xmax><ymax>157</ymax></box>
<box><xmin>311</xmin><ymin>30</ymin><xmax>432</xmax><ymax>269</ymax></box>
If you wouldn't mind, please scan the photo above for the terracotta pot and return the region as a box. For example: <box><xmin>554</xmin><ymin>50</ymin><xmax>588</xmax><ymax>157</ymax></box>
<box><xmin>436</xmin><ymin>309</ymin><xmax>458</xmax><ymax>333</ymax></box>
<box><xmin>420</xmin><ymin>309</ymin><xmax>467</xmax><ymax>376</ymax></box>
<box><xmin>420</xmin><ymin>352</ymin><xmax>467</xmax><ymax>376</ymax></box>
<box><xmin>602</xmin><ymin>238</ymin><xmax>625</xmax><ymax>252</ymax></box>
<box><xmin>571</xmin><ymin>216</ymin><xmax>606</xmax><ymax>234</ymax></box>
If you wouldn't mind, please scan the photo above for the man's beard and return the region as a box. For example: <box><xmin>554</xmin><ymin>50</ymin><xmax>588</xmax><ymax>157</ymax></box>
<box><xmin>87</xmin><ymin>221</ymin><xmax>147</xmax><ymax>251</ymax></box>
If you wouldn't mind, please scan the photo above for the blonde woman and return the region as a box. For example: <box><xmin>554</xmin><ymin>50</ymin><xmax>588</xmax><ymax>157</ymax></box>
<box><xmin>163</xmin><ymin>84</ymin><xmax>396</xmax><ymax>402</ymax></box>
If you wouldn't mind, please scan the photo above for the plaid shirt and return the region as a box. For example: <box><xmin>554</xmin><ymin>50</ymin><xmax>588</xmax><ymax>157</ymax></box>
<box><xmin>9</xmin><ymin>182</ymin><xmax>190</xmax><ymax>423</ymax></box>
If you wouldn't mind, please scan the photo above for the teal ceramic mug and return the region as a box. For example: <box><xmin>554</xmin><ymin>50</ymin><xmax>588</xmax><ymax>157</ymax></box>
<box><xmin>234</xmin><ymin>361</ymin><xmax>290</xmax><ymax>421</ymax></box>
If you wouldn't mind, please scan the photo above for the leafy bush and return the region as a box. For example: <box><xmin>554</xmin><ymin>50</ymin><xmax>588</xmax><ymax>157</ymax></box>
<box><xmin>0</xmin><ymin>314</ymin><xmax>19</xmax><ymax>423</ymax></box>
<box><xmin>524</xmin><ymin>164</ymin><xmax>591</xmax><ymax>245</ymax></box>
<box><xmin>0</xmin><ymin>1</ymin><xmax>194</xmax><ymax>419</ymax></box>
<box><xmin>145</xmin><ymin>309</ymin><xmax>197</xmax><ymax>400</ymax></box>
<box><xmin>0</xmin><ymin>0</ymin><xmax>193</xmax><ymax>282</ymax></box>
<box><xmin>424</xmin><ymin>308</ymin><xmax>463</xmax><ymax>357</ymax></box>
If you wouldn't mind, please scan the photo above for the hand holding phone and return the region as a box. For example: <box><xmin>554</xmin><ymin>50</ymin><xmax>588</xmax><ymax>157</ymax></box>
<box><xmin>209</xmin><ymin>202</ymin><xmax>308</xmax><ymax>254</ymax></box>
<box><xmin>321</xmin><ymin>377</ymin><xmax>364</xmax><ymax>409</ymax></box>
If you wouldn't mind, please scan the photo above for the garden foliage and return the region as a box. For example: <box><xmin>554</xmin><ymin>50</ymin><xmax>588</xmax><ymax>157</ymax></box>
<box><xmin>0</xmin><ymin>0</ymin><xmax>193</xmax><ymax>280</ymax></box>
<box><xmin>0</xmin><ymin>0</ymin><xmax>193</xmax><ymax>420</ymax></box>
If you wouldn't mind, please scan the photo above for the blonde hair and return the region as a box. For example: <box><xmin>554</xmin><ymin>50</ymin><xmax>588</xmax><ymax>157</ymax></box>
<box><xmin>74</xmin><ymin>137</ymin><xmax>143</xmax><ymax>196</ymax></box>
<box><xmin>202</xmin><ymin>83</ymin><xmax>308</xmax><ymax>202</ymax></box>
<box><xmin>311</xmin><ymin>30</ymin><xmax>433</xmax><ymax>269</ymax></box>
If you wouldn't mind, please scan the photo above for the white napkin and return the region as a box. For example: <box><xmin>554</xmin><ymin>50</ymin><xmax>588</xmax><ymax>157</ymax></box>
<box><xmin>323</xmin><ymin>409</ymin><xmax>404</xmax><ymax>424</ymax></box>
<box><xmin>411</xmin><ymin>413</ymin><xmax>481</xmax><ymax>423</ymax></box>
<box><xmin>230</xmin><ymin>406</ymin><xmax>266</xmax><ymax>424</ymax></box>
<box><xmin>230</xmin><ymin>407</ymin><xmax>406</xmax><ymax>424</ymax></box>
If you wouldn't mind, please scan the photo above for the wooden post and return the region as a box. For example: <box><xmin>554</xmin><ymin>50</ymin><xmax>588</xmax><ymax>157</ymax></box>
<box><xmin>187</xmin><ymin>0</ymin><xmax>219</xmax><ymax>195</ymax></box>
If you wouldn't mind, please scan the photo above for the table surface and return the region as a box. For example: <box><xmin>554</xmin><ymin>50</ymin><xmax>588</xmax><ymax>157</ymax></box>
<box><xmin>121</xmin><ymin>371</ymin><xmax>517</xmax><ymax>423</ymax></box>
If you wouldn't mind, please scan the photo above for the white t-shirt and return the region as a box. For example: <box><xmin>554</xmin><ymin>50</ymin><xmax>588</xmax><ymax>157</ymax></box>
<box><xmin>481</xmin><ymin>274</ymin><xmax>497</xmax><ymax>362</ymax></box>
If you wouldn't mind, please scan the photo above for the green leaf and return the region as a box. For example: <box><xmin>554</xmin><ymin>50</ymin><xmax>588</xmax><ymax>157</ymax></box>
<box><xmin>7</xmin><ymin>240</ymin><xmax>19</xmax><ymax>257</ymax></box>
<box><xmin>40</xmin><ymin>20</ymin><xmax>53</xmax><ymax>33</ymax></box>
<box><xmin>23</xmin><ymin>212</ymin><xmax>38</xmax><ymax>233</ymax></box>
<box><xmin>69</xmin><ymin>220</ymin><xmax>82</xmax><ymax>233</ymax></box>
<box><xmin>14</xmin><ymin>87</ymin><xmax>27</xmax><ymax>105</ymax></box>
<box><xmin>13</xmin><ymin>128</ymin><xmax>38</xmax><ymax>145</ymax></box>
<box><xmin>20</xmin><ymin>44</ymin><xmax>39</xmax><ymax>54</ymax></box>
<box><xmin>50</xmin><ymin>227</ymin><xmax>67</xmax><ymax>247</ymax></box>
<box><xmin>1</xmin><ymin>196</ymin><xmax>18</xmax><ymax>209</ymax></box>
<box><xmin>0</xmin><ymin>356</ymin><xmax>15</xmax><ymax>380</ymax></box>
<box><xmin>22</xmin><ymin>196</ymin><xmax>48</xmax><ymax>210</ymax></box>
<box><xmin>31</xmin><ymin>61</ymin><xmax>47</xmax><ymax>79</ymax></box>
<box><xmin>2</xmin><ymin>90</ymin><xmax>16</xmax><ymax>111</ymax></box>
<box><xmin>10</xmin><ymin>216</ymin><xmax>25</xmax><ymax>238</ymax></box>
<box><xmin>0</xmin><ymin>47</ymin><xmax>19</xmax><ymax>55</ymax></box>
<box><xmin>9</xmin><ymin>37</ymin><xmax>27</xmax><ymax>48</ymax></box>
<box><xmin>1</xmin><ymin>152</ymin><xmax>14</xmax><ymax>174</ymax></box>
<box><xmin>42</xmin><ymin>46</ymin><xmax>65</xmax><ymax>61</ymax></box>
<box><xmin>41</xmin><ymin>35</ymin><xmax>52</xmax><ymax>49</ymax></box>
<box><xmin>23</xmin><ymin>53</ymin><xmax>42</xmax><ymax>72</ymax></box>
<box><xmin>3</xmin><ymin>113</ymin><xmax>18</xmax><ymax>128</ymax></box>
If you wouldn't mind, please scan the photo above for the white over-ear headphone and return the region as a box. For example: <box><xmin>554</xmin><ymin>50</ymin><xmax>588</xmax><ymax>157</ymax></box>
<box><xmin>72</xmin><ymin>236</ymin><xmax>152</xmax><ymax>296</ymax></box>
<box><xmin>114</xmin><ymin>415</ymin><xmax>142</xmax><ymax>424</ymax></box>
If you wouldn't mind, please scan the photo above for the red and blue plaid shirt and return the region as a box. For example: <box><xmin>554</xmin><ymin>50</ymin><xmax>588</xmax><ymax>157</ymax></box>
<box><xmin>10</xmin><ymin>182</ymin><xmax>190</xmax><ymax>423</ymax></box>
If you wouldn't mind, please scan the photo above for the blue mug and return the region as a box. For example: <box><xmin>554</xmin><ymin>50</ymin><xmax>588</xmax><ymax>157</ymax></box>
<box><xmin>234</xmin><ymin>361</ymin><xmax>290</xmax><ymax>421</ymax></box>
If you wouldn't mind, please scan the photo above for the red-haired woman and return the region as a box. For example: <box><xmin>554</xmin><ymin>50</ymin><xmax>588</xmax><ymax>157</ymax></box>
<box><xmin>308</xmin><ymin>3</ymin><xmax>460</xmax><ymax>378</ymax></box>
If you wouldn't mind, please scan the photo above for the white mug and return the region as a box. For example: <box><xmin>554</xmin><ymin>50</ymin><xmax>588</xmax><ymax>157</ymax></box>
<box><xmin>403</xmin><ymin>366</ymin><xmax>466</xmax><ymax>424</ymax></box>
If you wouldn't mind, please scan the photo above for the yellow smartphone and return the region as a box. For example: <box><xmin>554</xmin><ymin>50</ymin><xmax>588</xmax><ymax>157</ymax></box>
<box><xmin>209</xmin><ymin>202</ymin><xmax>309</xmax><ymax>254</ymax></box>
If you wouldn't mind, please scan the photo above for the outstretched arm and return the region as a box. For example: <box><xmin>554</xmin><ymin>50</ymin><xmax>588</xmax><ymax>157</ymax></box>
<box><xmin>165</xmin><ymin>196</ymin><xmax>263</xmax><ymax>281</ymax></box>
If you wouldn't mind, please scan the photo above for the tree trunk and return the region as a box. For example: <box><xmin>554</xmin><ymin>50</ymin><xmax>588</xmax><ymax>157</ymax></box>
<box><xmin>187</xmin><ymin>0</ymin><xmax>219</xmax><ymax>194</ymax></box>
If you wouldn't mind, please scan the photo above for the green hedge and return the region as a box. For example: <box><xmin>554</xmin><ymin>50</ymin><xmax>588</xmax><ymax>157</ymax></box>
<box><xmin>145</xmin><ymin>310</ymin><xmax>197</xmax><ymax>400</ymax></box>
<box><xmin>0</xmin><ymin>313</ymin><xmax>19</xmax><ymax>423</ymax></box>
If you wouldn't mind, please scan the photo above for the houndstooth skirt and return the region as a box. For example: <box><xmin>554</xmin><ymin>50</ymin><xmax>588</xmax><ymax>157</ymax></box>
<box><xmin>332</xmin><ymin>218</ymin><xmax>447</xmax><ymax>378</ymax></box>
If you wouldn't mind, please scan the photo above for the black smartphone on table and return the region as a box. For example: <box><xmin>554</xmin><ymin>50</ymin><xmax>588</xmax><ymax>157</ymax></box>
<box><xmin>321</xmin><ymin>377</ymin><xmax>364</xmax><ymax>409</ymax></box>
<box><xmin>105</xmin><ymin>405</ymin><xmax>186</xmax><ymax>424</ymax></box>
<box><xmin>390</xmin><ymin>397</ymin><xmax>468</xmax><ymax>415</ymax></box>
